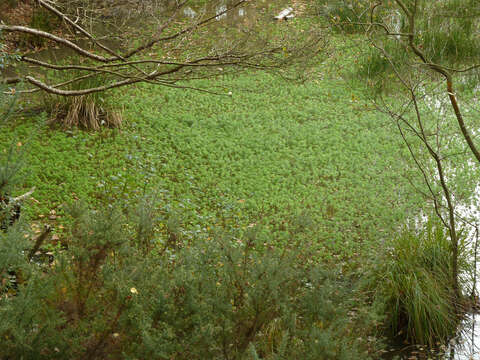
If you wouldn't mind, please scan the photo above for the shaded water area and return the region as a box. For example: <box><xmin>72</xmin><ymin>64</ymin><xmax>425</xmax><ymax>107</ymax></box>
<box><xmin>377</xmin><ymin>297</ymin><xmax>480</xmax><ymax>358</ymax></box>
<box><xmin>1</xmin><ymin>0</ymin><xmax>289</xmax><ymax>81</ymax></box>
<box><xmin>384</xmin><ymin>296</ymin><xmax>480</xmax><ymax>359</ymax></box>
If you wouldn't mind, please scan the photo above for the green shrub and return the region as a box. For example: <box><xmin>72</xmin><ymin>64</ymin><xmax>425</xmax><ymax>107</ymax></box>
<box><xmin>0</xmin><ymin>200</ymin><xmax>373</xmax><ymax>359</ymax></box>
<box><xmin>0</xmin><ymin>83</ymin><xmax>21</xmax><ymax>198</ymax></box>
<box><xmin>0</xmin><ymin>143</ymin><xmax>23</xmax><ymax>199</ymax></box>
<box><xmin>0</xmin><ymin>76</ymin><xmax>23</xmax><ymax>230</ymax></box>
<box><xmin>1</xmin><ymin>37</ymin><xmax>20</xmax><ymax>72</ymax></box>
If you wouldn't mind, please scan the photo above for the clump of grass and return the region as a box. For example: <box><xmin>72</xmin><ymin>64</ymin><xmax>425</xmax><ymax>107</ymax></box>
<box><xmin>315</xmin><ymin>0</ymin><xmax>370</xmax><ymax>33</ymax></box>
<box><xmin>355</xmin><ymin>39</ymin><xmax>410</xmax><ymax>87</ymax></box>
<box><xmin>421</xmin><ymin>18</ymin><xmax>480</xmax><ymax>65</ymax></box>
<box><xmin>315</xmin><ymin>0</ymin><xmax>399</xmax><ymax>34</ymax></box>
<box><xmin>418</xmin><ymin>0</ymin><xmax>480</xmax><ymax>65</ymax></box>
<box><xmin>367</xmin><ymin>221</ymin><xmax>462</xmax><ymax>346</ymax></box>
<box><xmin>49</xmin><ymin>94</ymin><xmax>122</xmax><ymax>131</ymax></box>
<box><xmin>44</xmin><ymin>72</ymin><xmax>122</xmax><ymax>130</ymax></box>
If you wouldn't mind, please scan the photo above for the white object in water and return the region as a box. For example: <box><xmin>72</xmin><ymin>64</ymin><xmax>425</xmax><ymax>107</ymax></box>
<box><xmin>275</xmin><ymin>7</ymin><xmax>294</xmax><ymax>20</ymax></box>
<box><xmin>183</xmin><ymin>7</ymin><xmax>197</xmax><ymax>18</ymax></box>
<box><xmin>216</xmin><ymin>4</ymin><xmax>227</xmax><ymax>20</ymax></box>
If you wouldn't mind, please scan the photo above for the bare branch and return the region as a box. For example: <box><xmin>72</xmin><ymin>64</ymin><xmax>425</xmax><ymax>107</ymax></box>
<box><xmin>35</xmin><ymin>0</ymin><xmax>123</xmax><ymax>61</ymax></box>
<box><xmin>0</xmin><ymin>25</ymin><xmax>109</xmax><ymax>62</ymax></box>
<box><xmin>28</xmin><ymin>225</ymin><xmax>52</xmax><ymax>262</ymax></box>
<box><xmin>11</xmin><ymin>187</ymin><xmax>36</xmax><ymax>203</ymax></box>
<box><xmin>121</xmin><ymin>0</ymin><xmax>249</xmax><ymax>59</ymax></box>
<box><xmin>26</xmin><ymin>72</ymin><xmax>149</xmax><ymax>96</ymax></box>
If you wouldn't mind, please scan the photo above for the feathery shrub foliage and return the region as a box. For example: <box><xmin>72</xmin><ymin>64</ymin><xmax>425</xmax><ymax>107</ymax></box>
<box><xmin>0</xmin><ymin>41</ymin><xmax>22</xmax><ymax>227</ymax></box>
<box><xmin>0</xmin><ymin>199</ymin><xmax>374</xmax><ymax>359</ymax></box>
<box><xmin>0</xmin><ymin>58</ymin><xmax>28</xmax><ymax>301</ymax></box>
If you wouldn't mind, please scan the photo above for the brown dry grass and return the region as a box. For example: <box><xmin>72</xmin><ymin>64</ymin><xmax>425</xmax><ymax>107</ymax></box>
<box><xmin>50</xmin><ymin>96</ymin><xmax>122</xmax><ymax>131</ymax></box>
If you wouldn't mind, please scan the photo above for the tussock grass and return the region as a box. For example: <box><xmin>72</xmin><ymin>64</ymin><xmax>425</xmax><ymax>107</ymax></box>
<box><xmin>315</xmin><ymin>0</ymin><xmax>371</xmax><ymax>34</ymax></box>
<box><xmin>420</xmin><ymin>0</ymin><xmax>480</xmax><ymax>64</ymax></box>
<box><xmin>43</xmin><ymin>71</ymin><xmax>123</xmax><ymax>130</ymax></box>
<box><xmin>368</xmin><ymin>222</ymin><xmax>463</xmax><ymax>346</ymax></box>
<box><xmin>49</xmin><ymin>95</ymin><xmax>122</xmax><ymax>131</ymax></box>
<box><xmin>355</xmin><ymin>40</ymin><xmax>410</xmax><ymax>87</ymax></box>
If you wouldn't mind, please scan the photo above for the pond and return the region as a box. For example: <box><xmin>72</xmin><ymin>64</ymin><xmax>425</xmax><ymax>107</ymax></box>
<box><xmin>2</xmin><ymin>2</ymin><xmax>480</xmax><ymax>359</ymax></box>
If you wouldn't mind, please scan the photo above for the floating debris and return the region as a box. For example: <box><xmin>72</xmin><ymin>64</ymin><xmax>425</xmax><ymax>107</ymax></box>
<box><xmin>274</xmin><ymin>7</ymin><xmax>294</xmax><ymax>20</ymax></box>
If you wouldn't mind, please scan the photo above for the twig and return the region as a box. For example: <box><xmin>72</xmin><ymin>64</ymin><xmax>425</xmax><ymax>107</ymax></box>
<box><xmin>11</xmin><ymin>187</ymin><xmax>36</xmax><ymax>203</ymax></box>
<box><xmin>0</xmin><ymin>25</ymin><xmax>108</xmax><ymax>62</ymax></box>
<box><xmin>472</xmin><ymin>224</ymin><xmax>479</xmax><ymax>300</ymax></box>
<box><xmin>28</xmin><ymin>225</ymin><xmax>52</xmax><ymax>261</ymax></box>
